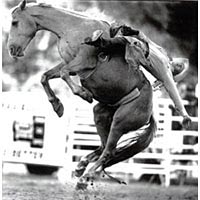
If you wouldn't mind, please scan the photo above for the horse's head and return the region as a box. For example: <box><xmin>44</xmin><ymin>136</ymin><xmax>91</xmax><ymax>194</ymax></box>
<box><xmin>7</xmin><ymin>0</ymin><xmax>37</xmax><ymax>58</ymax></box>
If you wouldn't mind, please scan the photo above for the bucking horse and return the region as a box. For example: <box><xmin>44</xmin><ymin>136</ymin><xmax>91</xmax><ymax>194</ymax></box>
<box><xmin>8</xmin><ymin>0</ymin><xmax>157</xmax><ymax>189</ymax></box>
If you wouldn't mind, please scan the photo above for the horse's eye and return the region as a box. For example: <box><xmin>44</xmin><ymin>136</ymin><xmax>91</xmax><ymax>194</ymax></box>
<box><xmin>12</xmin><ymin>21</ymin><xmax>18</xmax><ymax>27</ymax></box>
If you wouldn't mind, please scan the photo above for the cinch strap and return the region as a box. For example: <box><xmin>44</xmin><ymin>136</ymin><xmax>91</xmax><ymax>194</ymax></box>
<box><xmin>109</xmin><ymin>87</ymin><xmax>140</xmax><ymax>107</ymax></box>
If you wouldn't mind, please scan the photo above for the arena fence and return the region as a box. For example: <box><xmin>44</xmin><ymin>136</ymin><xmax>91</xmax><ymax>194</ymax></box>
<box><xmin>2</xmin><ymin>92</ymin><xmax>198</xmax><ymax>186</ymax></box>
<box><xmin>64</xmin><ymin>97</ymin><xmax>198</xmax><ymax>187</ymax></box>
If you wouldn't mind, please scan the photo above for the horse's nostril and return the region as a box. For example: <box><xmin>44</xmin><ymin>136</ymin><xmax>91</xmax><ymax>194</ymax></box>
<box><xmin>9</xmin><ymin>45</ymin><xmax>24</xmax><ymax>57</ymax></box>
<box><xmin>10</xmin><ymin>46</ymin><xmax>13</xmax><ymax>54</ymax></box>
<box><xmin>16</xmin><ymin>46</ymin><xmax>22</xmax><ymax>54</ymax></box>
<box><xmin>9</xmin><ymin>45</ymin><xmax>15</xmax><ymax>55</ymax></box>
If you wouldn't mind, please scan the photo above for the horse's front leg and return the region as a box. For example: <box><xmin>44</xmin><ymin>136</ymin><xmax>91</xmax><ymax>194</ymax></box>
<box><xmin>41</xmin><ymin>62</ymin><xmax>65</xmax><ymax>117</ymax></box>
<box><xmin>75</xmin><ymin>147</ymin><xmax>103</xmax><ymax>178</ymax></box>
<box><xmin>75</xmin><ymin>103</ymin><xmax>114</xmax><ymax>178</ymax></box>
<box><xmin>60</xmin><ymin>68</ymin><xmax>93</xmax><ymax>103</ymax></box>
<box><xmin>83</xmin><ymin>126</ymin><xmax>123</xmax><ymax>179</ymax></box>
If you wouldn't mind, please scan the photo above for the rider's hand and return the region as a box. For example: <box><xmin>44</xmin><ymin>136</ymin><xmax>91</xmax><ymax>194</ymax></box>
<box><xmin>152</xmin><ymin>80</ymin><xmax>162</xmax><ymax>88</ymax></box>
<box><xmin>182</xmin><ymin>115</ymin><xmax>192</xmax><ymax>129</ymax></box>
<box><xmin>152</xmin><ymin>80</ymin><xmax>163</xmax><ymax>91</ymax></box>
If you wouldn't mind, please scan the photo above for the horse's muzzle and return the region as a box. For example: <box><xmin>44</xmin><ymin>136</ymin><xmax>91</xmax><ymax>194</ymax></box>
<box><xmin>9</xmin><ymin>45</ymin><xmax>24</xmax><ymax>57</ymax></box>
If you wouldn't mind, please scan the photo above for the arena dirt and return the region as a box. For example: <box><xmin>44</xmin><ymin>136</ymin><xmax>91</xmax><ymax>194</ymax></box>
<box><xmin>2</xmin><ymin>174</ymin><xmax>198</xmax><ymax>200</ymax></box>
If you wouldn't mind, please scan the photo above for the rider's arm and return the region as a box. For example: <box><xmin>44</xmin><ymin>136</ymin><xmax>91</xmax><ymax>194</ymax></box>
<box><xmin>162</xmin><ymin>70</ymin><xmax>191</xmax><ymax>129</ymax></box>
<box><xmin>160</xmin><ymin>66</ymin><xmax>189</xmax><ymax>117</ymax></box>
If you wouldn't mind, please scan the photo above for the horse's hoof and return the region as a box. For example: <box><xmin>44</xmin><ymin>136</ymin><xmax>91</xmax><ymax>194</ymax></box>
<box><xmin>87</xmin><ymin>97</ymin><xmax>93</xmax><ymax>103</ymax></box>
<box><xmin>81</xmin><ymin>89</ymin><xmax>93</xmax><ymax>103</ymax></box>
<box><xmin>75</xmin><ymin>173</ymin><xmax>94</xmax><ymax>190</ymax></box>
<box><xmin>75</xmin><ymin>167</ymin><xmax>86</xmax><ymax>177</ymax></box>
<box><xmin>83</xmin><ymin>172</ymin><xmax>95</xmax><ymax>182</ymax></box>
<box><xmin>75</xmin><ymin>160</ymin><xmax>89</xmax><ymax>177</ymax></box>
<box><xmin>55</xmin><ymin>102</ymin><xmax>64</xmax><ymax>117</ymax></box>
<box><xmin>82</xmin><ymin>94</ymin><xmax>93</xmax><ymax>103</ymax></box>
<box><xmin>75</xmin><ymin>179</ymin><xmax>88</xmax><ymax>190</ymax></box>
<box><xmin>51</xmin><ymin>99</ymin><xmax>64</xmax><ymax>117</ymax></box>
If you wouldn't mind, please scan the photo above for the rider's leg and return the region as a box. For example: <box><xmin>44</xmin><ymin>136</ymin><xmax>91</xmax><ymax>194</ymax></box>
<box><xmin>84</xmin><ymin>35</ymin><xmax>127</xmax><ymax>55</ymax></box>
<box><xmin>161</xmin><ymin>68</ymin><xmax>191</xmax><ymax>128</ymax></box>
<box><xmin>99</xmin><ymin>37</ymin><xmax>127</xmax><ymax>54</ymax></box>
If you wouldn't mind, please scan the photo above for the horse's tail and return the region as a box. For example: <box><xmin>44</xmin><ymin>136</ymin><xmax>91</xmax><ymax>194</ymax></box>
<box><xmin>103</xmin><ymin>114</ymin><xmax>157</xmax><ymax>168</ymax></box>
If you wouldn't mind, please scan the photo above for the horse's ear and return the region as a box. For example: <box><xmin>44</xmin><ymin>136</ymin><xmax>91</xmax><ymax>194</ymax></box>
<box><xmin>19</xmin><ymin>0</ymin><xmax>27</xmax><ymax>10</ymax></box>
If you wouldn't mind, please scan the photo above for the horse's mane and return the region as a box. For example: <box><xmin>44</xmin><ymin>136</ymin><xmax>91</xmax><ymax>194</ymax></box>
<box><xmin>26</xmin><ymin>3</ymin><xmax>96</xmax><ymax>20</ymax></box>
<box><xmin>38</xmin><ymin>3</ymin><xmax>111</xmax><ymax>27</ymax></box>
<box><xmin>38</xmin><ymin>3</ymin><xmax>52</xmax><ymax>8</ymax></box>
<box><xmin>12</xmin><ymin>2</ymin><xmax>111</xmax><ymax>27</ymax></box>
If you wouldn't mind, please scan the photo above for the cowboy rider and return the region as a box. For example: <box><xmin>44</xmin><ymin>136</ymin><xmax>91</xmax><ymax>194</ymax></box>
<box><xmin>83</xmin><ymin>24</ymin><xmax>191</xmax><ymax>128</ymax></box>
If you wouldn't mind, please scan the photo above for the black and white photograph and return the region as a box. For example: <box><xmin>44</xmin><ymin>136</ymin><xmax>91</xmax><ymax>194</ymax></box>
<box><xmin>1</xmin><ymin>0</ymin><xmax>198</xmax><ymax>199</ymax></box>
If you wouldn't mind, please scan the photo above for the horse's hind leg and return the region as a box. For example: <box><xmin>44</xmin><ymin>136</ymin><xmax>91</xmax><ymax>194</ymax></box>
<box><xmin>41</xmin><ymin>62</ymin><xmax>65</xmax><ymax>117</ymax></box>
<box><xmin>75</xmin><ymin>103</ymin><xmax>115</xmax><ymax>177</ymax></box>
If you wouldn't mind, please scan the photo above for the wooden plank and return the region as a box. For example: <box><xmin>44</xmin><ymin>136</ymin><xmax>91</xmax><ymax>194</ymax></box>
<box><xmin>169</xmin><ymin>165</ymin><xmax>198</xmax><ymax>171</ymax></box>
<box><xmin>133</xmin><ymin>153</ymin><xmax>166</xmax><ymax>159</ymax></box>
<box><xmin>72</xmin><ymin>149</ymin><xmax>94</xmax><ymax>156</ymax></box>
<box><xmin>72</xmin><ymin>140</ymin><xmax>100</xmax><ymax>146</ymax></box>
<box><xmin>170</xmin><ymin>130</ymin><xmax>198</xmax><ymax>136</ymax></box>
<box><xmin>169</xmin><ymin>154</ymin><xmax>198</xmax><ymax>161</ymax></box>
<box><xmin>73</xmin><ymin>133</ymin><xmax>100</xmax><ymax>141</ymax></box>
<box><xmin>73</xmin><ymin>125</ymin><xmax>97</xmax><ymax>133</ymax></box>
